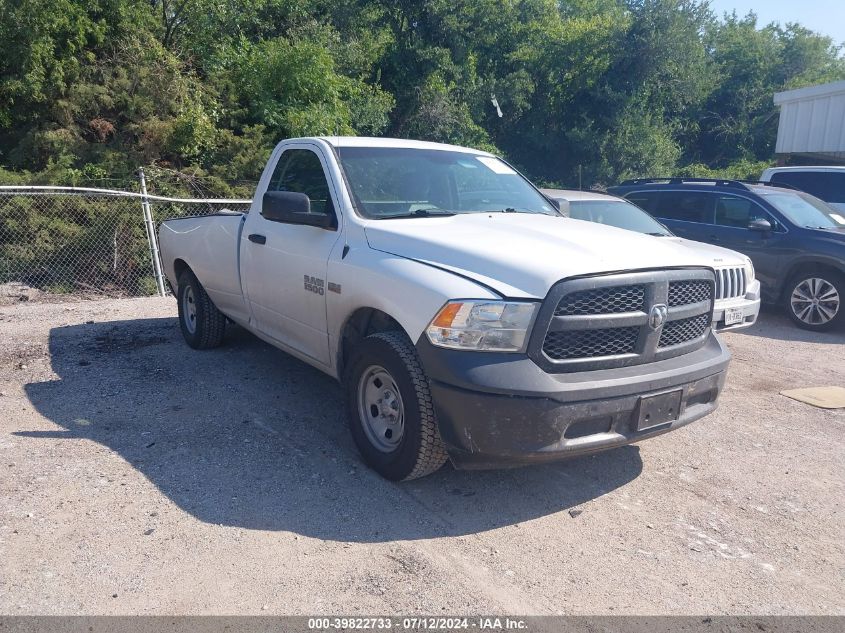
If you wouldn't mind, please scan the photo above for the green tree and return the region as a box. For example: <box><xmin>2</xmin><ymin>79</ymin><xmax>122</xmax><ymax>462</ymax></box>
<box><xmin>696</xmin><ymin>12</ymin><xmax>845</xmax><ymax>167</ymax></box>
<box><xmin>0</xmin><ymin>0</ymin><xmax>844</xmax><ymax>192</ymax></box>
<box><xmin>0</xmin><ymin>0</ymin><xmax>110</xmax><ymax>149</ymax></box>
<box><xmin>226</xmin><ymin>33</ymin><xmax>393</xmax><ymax>138</ymax></box>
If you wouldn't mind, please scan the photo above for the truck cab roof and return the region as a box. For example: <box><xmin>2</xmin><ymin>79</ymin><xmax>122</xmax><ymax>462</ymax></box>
<box><xmin>316</xmin><ymin>136</ymin><xmax>495</xmax><ymax>156</ymax></box>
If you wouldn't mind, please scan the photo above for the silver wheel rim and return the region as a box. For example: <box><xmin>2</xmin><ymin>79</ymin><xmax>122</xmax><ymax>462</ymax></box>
<box><xmin>182</xmin><ymin>285</ymin><xmax>198</xmax><ymax>334</ymax></box>
<box><xmin>357</xmin><ymin>365</ymin><xmax>405</xmax><ymax>453</ymax></box>
<box><xmin>790</xmin><ymin>277</ymin><xmax>840</xmax><ymax>326</ymax></box>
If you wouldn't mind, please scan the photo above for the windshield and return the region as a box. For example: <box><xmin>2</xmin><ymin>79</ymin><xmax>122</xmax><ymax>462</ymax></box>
<box><xmin>761</xmin><ymin>191</ymin><xmax>845</xmax><ymax>229</ymax></box>
<box><xmin>567</xmin><ymin>199</ymin><xmax>672</xmax><ymax>236</ymax></box>
<box><xmin>336</xmin><ymin>147</ymin><xmax>557</xmax><ymax>219</ymax></box>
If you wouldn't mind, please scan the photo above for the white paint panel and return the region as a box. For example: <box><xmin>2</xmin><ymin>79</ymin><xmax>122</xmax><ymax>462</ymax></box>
<box><xmin>774</xmin><ymin>81</ymin><xmax>845</xmax><ymax>157</ymax></box>
<box><xmin>808</xmin><ymin>97</ymin><xmax>826</xmax><ymax>151</ymax></box>
<box><xmin>835</xmin><ymin>94</ymin><xmax>845</xmax><ymax>152</ymax></box>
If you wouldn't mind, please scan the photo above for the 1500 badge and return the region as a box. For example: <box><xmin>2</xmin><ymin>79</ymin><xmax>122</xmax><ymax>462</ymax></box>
<box><xmin>304</xmin><ymin>275</ymin><xmax>325</xmax><ymax>295</ymax></box>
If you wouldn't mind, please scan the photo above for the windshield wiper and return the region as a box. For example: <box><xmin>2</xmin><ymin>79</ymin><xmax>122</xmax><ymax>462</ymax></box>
<box><xmin>377</xmin><ymin>209</ymin><xmax>457</xmax><ymax>219</ymax></box>
<box><xmin>488</xmin><ymin>207</ymin><xmax>548</xmax><ymax>214</ymax></box>
<box><xmin>646</xmin><ymin>232</ymin><xmax>671</xmax><ymax>237</ymax></box>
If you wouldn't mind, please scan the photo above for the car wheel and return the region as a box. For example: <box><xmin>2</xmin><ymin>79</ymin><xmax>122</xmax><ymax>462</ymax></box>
<box><xmin>177</xmin><ymin>269</ymin><xmax>227</xmax><ymax>349</ymax></box>
<box><xmin>344</xmin><ymin>331</ymin><xmax>448</xmax><ymax>481</ymax></box>
<box><xmin>785</xmin><ymin>271</ymin><xmax>844</xmax><ymax>331</ymax></box>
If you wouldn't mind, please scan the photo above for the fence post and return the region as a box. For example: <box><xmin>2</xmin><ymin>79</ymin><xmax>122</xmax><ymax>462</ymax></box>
<box><xmin>138</xmin><ymin>168</ymin><xmax>167</xmax><ymax>297</ymax></box>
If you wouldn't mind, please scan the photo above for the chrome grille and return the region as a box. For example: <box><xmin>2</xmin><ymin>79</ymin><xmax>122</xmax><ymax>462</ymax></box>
<box><xmin>658</xmin><ymin>313</ymin><xmax>710</xmax><ymax>348</ymax></box>
<box><xmin>715</xmin><ymin>266</ymin><xmax>747</xmax><ymax>300</ymax></box>
<box><xmin>543</xmin><ymin>327</ymin><xmax>639</xmax><ymax>360</ymax></box>
<box><xmin>668</xmin><ymin>280</ymin><xmax>710</xmax><ymax>307</ymax></box>
<box><xmin>555</xmin><ymin>285</ymin><xmax>645</xmax><ymax>316</ymax></box>
<box><xmin>531</xmin><ymin>269</ymin><xmax>715</xmax><ymax>373</ymax></box>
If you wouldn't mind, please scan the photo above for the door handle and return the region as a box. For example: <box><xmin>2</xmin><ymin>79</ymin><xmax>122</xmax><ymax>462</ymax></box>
<box><xmin>248</xmin><ymin>234</ymin><xmax>266</xmax><ymax>245</ymax></box>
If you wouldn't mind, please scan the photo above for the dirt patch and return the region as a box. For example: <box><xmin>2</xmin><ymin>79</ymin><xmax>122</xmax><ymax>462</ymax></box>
<box><xmin>89</xmin><ymin>331</ymin><xmax>170</xmax><ymax>354</ymax></box>
<box><xmin>0</xmin><ymin>341</ymin><xmax>48</xmax><ymax>367</ymax></box>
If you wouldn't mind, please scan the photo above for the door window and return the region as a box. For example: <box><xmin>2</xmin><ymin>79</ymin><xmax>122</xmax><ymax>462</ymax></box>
<box><xmin>714</xmin><ymin>194</ymin><xmax>787</xmax><ymax>231</ymax></box>
<box><xmin>714</xmin><ymin>195</ymin><xmax>769</xmax><ymax>228</ymax></box>
<box><xmin>654</xmin><ymin>191</ymin><xmax>714</xmax><ymax>224</ymax></box>
<box><xmin>269</xmin><ymin>149</ymin><xmax>334</xmax><ymax>216</ymax></box>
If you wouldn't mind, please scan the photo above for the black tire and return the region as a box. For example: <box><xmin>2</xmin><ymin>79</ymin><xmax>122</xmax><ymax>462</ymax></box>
<box><xmin>176</xmin><ymin>269</ymin><xmax>227</xmax><ymax>349</ymax></box>
<box><xmin>344</xmin><ymin>331</ymin><xmax>448</xmax><ymax>481</ymax></box>
<box><xmin>784</xmin><ymin>270</ymin><xmax>845</xmax><ymax>332</ymax></box>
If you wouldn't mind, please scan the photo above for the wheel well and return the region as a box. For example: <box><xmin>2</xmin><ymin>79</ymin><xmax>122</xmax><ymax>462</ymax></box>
<box><xmin>173</xmin><ymin>259</ymin><xmax>190</xmax><ymax>289</ymax></box>
<box><xmin>338</xmin><ymin>308</ymin><xmax>405</xmax><ymax>376</ymax></box>
<box><xmin>781</xmin><ymin>262</ymin><xmax>845</xmax><ymax>300</ymax></box>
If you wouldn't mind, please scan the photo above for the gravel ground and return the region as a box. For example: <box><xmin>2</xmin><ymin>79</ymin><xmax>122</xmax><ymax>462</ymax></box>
<box><xmin>0</xmin><ymin>297</ymin><xmax>843</xmax><ymax>615</ymax></box>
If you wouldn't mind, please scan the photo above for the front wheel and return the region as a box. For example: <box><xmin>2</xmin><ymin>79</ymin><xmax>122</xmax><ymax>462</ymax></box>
<box><xmin>344</xmin><ymin>331</ymin><xmax>448</xmax><ymax>481</ymax></box>
<box><xmin>785</xmin><ymin>271</ymin><xmax>844</xmax><ymax>331</ymax></box>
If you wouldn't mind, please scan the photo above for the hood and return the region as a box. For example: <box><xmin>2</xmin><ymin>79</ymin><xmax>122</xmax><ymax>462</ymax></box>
<box><xmin>805</xmin><ymin>226</ymin><xmax>845</xmax><ymax>244</ymax></box>
<box><xmin>364</xmin><ymin>214</ymin><xmax>725</xmax><ymax>298</ymax></box>
<box><xmin>668</xmin><ymin>237</ymin><xmax>748</xmax><ymax>267</ymax></box>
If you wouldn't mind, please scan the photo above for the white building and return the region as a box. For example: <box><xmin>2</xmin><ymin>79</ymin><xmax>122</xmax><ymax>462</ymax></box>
<box><xmin>774</xmin><ymin>79</ymin><xmax>845</xmax><ymax>164</ymax></box>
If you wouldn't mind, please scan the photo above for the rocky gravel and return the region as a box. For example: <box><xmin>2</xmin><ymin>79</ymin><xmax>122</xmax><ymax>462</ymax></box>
<box><xmin>0</xmin><ymin>297</ymin><xmax>843</xmax><ymax>615</ymax></box>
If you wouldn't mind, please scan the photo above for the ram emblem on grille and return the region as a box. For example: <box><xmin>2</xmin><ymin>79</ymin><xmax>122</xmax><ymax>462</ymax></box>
<box><xmin>649</xmin><ymin>304</ymin><xmax>669</xmax><ymax>330</ymax></box>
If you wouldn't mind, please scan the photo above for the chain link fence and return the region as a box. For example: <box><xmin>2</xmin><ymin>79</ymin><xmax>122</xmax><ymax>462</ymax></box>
<box><xmin>0</xmin><ymin>184</ymin><xmax>251</xmax><ymax>304</ymax></box>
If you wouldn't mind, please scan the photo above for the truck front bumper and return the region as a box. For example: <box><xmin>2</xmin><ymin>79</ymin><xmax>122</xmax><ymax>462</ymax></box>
<box><xmin>416</xmin><ymin>333</ymin><xmax>731</xmax><ymax>470</ymax></box>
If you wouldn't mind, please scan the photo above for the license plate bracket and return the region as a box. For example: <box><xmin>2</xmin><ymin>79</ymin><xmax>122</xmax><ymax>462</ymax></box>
<box><xmin>637</xmin><ymin>390</ymin><xmax>683</xmax><ymax>431</ymax></box>
<box><xmin>724</xmin><ymin>307</ymin><xmax>743</xmax><ymax>326</ymax></box>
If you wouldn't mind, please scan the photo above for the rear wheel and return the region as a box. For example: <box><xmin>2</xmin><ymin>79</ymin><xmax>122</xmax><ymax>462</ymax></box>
<box><xmin>177</xmin><ymin>270</ymin><xmax>227</xmax><ymax>349</ymax></box>
<box><xmin>785</xmin><ymin>271</ymin><xmax>844</xmax><ymax>331</ymax></box>
<box><xmin>344</xmin><ymin>331</ymin><xmax>448</xmax><ymax>481</ymax></box>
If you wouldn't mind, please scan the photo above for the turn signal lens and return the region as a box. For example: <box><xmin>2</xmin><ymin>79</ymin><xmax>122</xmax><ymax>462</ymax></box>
<box><xmin>431</xmin><ymin>302</ymin><xmax>465</xmax><ymax>328</ymax></box>
<box><xmin>426</xmin><ymin>301</ymin><xmax>537</xmax><ymax>352</ymax></box>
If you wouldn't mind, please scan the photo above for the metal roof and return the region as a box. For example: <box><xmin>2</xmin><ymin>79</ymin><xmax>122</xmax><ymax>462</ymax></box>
<box><xmin>773</xmin><ymin>80</ymin><xmax>845</xmax><ymax>162</ymax></box>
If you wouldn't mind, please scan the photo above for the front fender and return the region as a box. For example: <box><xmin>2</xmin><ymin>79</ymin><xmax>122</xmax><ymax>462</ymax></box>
<box><xmin>326</xmin><ymin>247</ymin><xmax>504</xmax><ymax>376</ymax></box>
<box><xmin>780</xmin><ymin>253</ymin><xmax>845</xmax><ymax>299</ymax></box>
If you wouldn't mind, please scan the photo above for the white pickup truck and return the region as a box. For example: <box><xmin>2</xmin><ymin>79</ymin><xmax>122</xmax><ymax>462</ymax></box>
<box><xmin>158</xmin><ymin>137</ymin><xmax>731</xmax><ymax>481</ymax></box>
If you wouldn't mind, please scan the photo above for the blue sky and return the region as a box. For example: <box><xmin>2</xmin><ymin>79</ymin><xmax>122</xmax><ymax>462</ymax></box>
<box><xmin>709</xmin><ymin>0</ymin><xmax>845</xmax><ymax>45</ymax></box>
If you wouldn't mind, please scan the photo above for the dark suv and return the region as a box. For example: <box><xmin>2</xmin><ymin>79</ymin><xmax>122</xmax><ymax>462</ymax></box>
<box><xmin>607</xmin><ymin>178</ymin><xmax>845</xmax><ymax>331</ymax></box>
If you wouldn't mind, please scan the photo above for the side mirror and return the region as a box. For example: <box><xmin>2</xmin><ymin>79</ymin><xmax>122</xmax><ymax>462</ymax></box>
<box><xmin>262</xmin><ymin>191</ymin><xmax>335</xmax><ymax>229</ymax></box>
<box><xmin>748</xmin><ymin>218</ymin><xmax>772</xmax><ymax>233</ymax></box>
<box><xmin>549</xmin><ymin>197</ymin><xmax>570</xmax><ymax>217</ymax></box>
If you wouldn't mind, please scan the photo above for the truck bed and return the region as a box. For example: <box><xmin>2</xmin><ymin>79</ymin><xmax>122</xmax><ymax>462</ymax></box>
<box><xmin>158</xmin><ymin>212</ymin><xmax>249</xmax><ymax>323</ymax></box>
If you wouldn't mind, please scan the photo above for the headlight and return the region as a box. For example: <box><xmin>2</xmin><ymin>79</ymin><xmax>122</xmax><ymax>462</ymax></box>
<box><xmin>743</xmin><ymin>257</ymin><xmax>755</xmax><ymax>283</ymax></box>
<box><xmin>426</xmin><ymin>301</ymin><xmax>537</xmax><ymax>352</ymax></box>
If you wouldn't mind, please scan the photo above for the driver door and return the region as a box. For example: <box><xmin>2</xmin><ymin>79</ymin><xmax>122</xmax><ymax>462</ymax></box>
<box><xmin>241</xmin><ymin>144</ymin><xmax>342</xmax><ymax>366</ymax></box>
<box><xmin>708</xmin><ymin>193</ymin><xmax>792</xmax><ymax>291</ymax></box>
